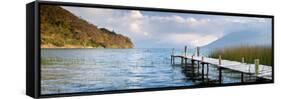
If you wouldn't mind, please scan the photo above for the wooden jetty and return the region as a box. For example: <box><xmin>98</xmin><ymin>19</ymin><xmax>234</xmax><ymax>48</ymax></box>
<box><xmin>171</xmin><ymin>47</ymin><xmax>272</xmax><ymax>84</ymax></box>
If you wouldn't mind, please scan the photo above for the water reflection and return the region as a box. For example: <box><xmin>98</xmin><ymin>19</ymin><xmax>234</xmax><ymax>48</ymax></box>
<box><xmin>41</xmin><ymin>48</ymin><xmax>264</xmax><ymax>95</ymax></box>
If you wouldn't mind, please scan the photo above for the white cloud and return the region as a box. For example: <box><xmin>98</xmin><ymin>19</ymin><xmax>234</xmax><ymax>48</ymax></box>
<box><xmin>173</xmin><ymin>15</ymin><xmax>186</xmax><ymax>23</ymax></box>
<box><xmin>128</xmin><ymin>11</ymin><xmax>144</xmax><ymax>34</ymax></box>
<box><xmin>186</xmin><ymin>17</ymin><xmax>198</xmax><ymax>23</ymax></box>
<box><xmin>129</xmin><ymin>22</ymin><xmax>141</xmax><ymax>32</ymax></box>
<box><xmin>143</xmin><ymin>32</ymin><xmax>149</xmax><ymax>36</ymax></box>
<box><xmin>130</xmin><ymin>11</ymin><xmax>143</xmax><ymax>19</ymax></box>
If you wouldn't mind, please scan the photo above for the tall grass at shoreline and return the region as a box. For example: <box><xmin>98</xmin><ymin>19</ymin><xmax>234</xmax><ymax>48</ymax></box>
<box><xmin>209</xmin><ymin>45</ymin><xmax>272</xmax><ymax>66</ymax></box>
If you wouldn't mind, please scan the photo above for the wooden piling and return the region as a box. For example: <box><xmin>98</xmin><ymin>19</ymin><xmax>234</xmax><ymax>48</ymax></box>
<box><xmin>181</xmin><ymin>57</ymin><xmax>183</xmax><ymax>65</ymax></box>
<box><xmin>201</xmin><ymin>56</ymin><xmax>205</xmax><ymax>82</ymax></box>
<box><xmin>219</xmin><ymin>67</ymin><xmax>222</xmax><ymax>85</ymax></box>
<box><xmin>207</xmin><ymin>64</ymin><xmax>209</xmax><ymax>81</ymax></box>
<box><xmin>241</xmin><ymin>72</ymin><xmax>244</xmax><ymax>83</ymax></box>
<box><xmin>171</xmin><ymin>48</ymin><xmax>175</xmax><ymax>64</ymax></box>
<box><xmin>171</xmin><ymin>55</ymin><xmax>173</xmax><ymax>64</ymax></box>
<box><xmin>218</xmin><ymin>55</ymin><xmax>222</xmax><ymax>84</ymax></box>
<box><xmin>191</xmin><ymin>60</ymin><xmax>195</xmax><ymax>82</ymax></box>
<box><xmin>173</xmin><ymin>56</ymin><xmax>175</xmax><ymax>64</ymax></box>
<box><xmin>202</xmin><ymin>63</ymin><xmax>204</xmax><ymax>82</ymax></box>
<box><xmin>197</xmin><ymin>61</ymin><xmax>200</xmax><ymax>71</ymax></box>
<box><xmin>219</xmin><ymin>55</ymin><xmax>222</xmax><ymax>65</ymax></box>
<box><xmin>196</xmin><ymin>47</ymin><xmax>200</xmax><ymax>57</ymax></box>
<box><xmin>255</xmin><ymin>59</ymin><xmax>259</xmax><ymax>76</ymax></box>
<box><xmin>185</xmin><ymin>58</ymin><xmax>187</xmax><ymax>66</ymax></box>
<box><xmin>171</xmin><ymin>56</ymin><xmax>175</xmax><ymax>65</ymax></box>
<box><xmin>184</xmin><ymin>46</ymin><xmax>187</xmax><ymax>56</ymax></box>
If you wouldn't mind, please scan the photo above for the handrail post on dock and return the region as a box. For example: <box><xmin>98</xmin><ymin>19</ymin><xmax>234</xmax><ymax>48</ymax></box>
<box><xmin>197</xmin><ymin>61</ymin><xmax>200</xmax><ymax>71</ymax></box>
<box><xmin>219</xmin><ymin>55</ymin><xmax>222</xmax><ymax>65</ymax></box>
<box><xmin>207</xmin><ymin>64</ymin><xmax>209</xmax><ymax>81</ymax></box>
<box><xmin>196</xmin><ymin>47</ymin><xmax>200</xmax><ymax>57</ymax></box>
<box><xmin>191</xmin><ymin>58</ymin><xmax>195</xmax><ymax>82</ymax></box>
<box><xmin>241</xmin><ymin>57</ymin><xmax>245</xmax><ymax>83</ymax></box>
<box><xmin>171</xmin><ymin>55</ymin><xmax>173</xmax><ymax>65</ymax></box>
<box><xmin>181</xmin><ymin>57</ymin><xmax>183</xmax><ymax>65</ymax></box>
<box><xmin>172</xmin><ymin>48</ymin><xmax>175</xmax><ymax>56</ymax></box>
<box><xmin>173</xmin><ymin>57</ymin><xmax>175</xmax><ymax>64</ymax></box>
<box><xmin>201</xmin><ymin>56</ymin><xmax>205</xmax><ymax>82</ymax></box>
<box><xmin>241</xmin><ymin>72</ymin><xmax>244</xmax><ymax>83</ymax></box>
<box><xmin>255</xmin><ymin>59</ymin><xmax>259</xmax><ymax>76</ymax></box>
<box><xmin>218</xmin><ymin>55</ymin><xmax>222</xmax><ymax>84</ymax></box>
<box><xmin>218</xmin><ymin>67</ymin><xmax>223</xmax><ymax>85</ymax></box>
<box><xmin>184</xmin><ymin>46</ymin><xmax>187</xmax><ymax>56</ymax></box>
<box><xmin>183</xmin><ymin>46</ymin><xmax>187</xmax><ymax>65</ymax></box>
<box><xmin>171</xmin><ymin>48</ymin><xmax>175</xmax><ymax>65</ymax></box>
<box><xmin>185</xmin><ymin>58</ymin><xmax>187</xmax><ymax>66</ymax></box>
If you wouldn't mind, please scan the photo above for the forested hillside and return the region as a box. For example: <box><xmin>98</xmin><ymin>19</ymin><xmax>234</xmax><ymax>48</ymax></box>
<box><xmin>40</xmin><ymin>5</ymin><xmax>134</xmax><ymax>48</ymax></box>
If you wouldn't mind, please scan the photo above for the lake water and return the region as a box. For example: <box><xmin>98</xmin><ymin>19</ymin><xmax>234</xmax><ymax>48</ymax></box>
<box><xmin>41</xmin><ymin>48</ymin><xmax>252</xmax><ymax>95</ymax></box>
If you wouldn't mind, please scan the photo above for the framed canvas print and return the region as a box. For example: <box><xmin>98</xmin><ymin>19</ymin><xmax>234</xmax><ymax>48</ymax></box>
<box><xmin>26</xmin><ymin>0</ymin><xmax>274</xmax><ymax>98</ymax></box>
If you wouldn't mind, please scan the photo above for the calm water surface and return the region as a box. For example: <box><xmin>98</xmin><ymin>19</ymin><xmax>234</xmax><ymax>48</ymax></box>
<box><xmin>41</xmin><ymin>48</ymin><xmax>245</xmax><ymax>95</ymax></box>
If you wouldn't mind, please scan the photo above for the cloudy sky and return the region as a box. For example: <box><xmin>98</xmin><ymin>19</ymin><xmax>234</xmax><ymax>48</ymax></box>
<box><xmin>62</xmin><ymin>6</ymin><xmax>272</xmax><ymax>48</ymax></box>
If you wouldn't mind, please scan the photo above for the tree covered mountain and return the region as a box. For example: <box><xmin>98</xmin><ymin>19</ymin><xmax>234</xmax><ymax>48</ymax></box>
<box><xmin>40</xmin><ymin>5</ymin><xmax>134</xmax><ymax>48</ymax></box>
<box><xmin>203</xmin><ymin>30</ymin><xmax>271</xmax><ymax>49</ymax></box>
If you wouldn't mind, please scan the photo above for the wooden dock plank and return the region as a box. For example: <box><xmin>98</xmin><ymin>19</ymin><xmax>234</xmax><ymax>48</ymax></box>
<box><xmin>173</xmin><ymin>54</ymin><xmax>272</xmax><ymax>80</ymax></box>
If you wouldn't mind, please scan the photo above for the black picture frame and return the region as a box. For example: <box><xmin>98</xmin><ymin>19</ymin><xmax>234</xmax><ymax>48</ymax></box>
<box><xmin>26</xmin><ymin>0</ymin><xmax>274</xmax><ymax>98</ymax></box>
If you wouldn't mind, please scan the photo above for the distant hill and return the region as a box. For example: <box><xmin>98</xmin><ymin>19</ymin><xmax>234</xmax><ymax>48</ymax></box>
<box><xmin>203</xmin><ymin>30</ymin><xmax>271</xmax><ymax>48</ymax></box>
<box><xmin>40</xmin><ymin>5</ymin><xmax>134</xmax><ymax>48</ymax></box>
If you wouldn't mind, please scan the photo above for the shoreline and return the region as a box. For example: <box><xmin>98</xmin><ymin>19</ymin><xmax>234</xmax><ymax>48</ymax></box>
<box><xmin>41</xmin><ymin>44</ymin><xmax>133</xmax><ymax>49</ymax></box>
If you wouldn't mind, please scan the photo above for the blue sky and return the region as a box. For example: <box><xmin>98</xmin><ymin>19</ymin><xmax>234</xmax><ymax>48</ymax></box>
<box><xmin>62</xmin><ymin>6</ymin><xmax>272</xmax><ymax>48</ymax></box>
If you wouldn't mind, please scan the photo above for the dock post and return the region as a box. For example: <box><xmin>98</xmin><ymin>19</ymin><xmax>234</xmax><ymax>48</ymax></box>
<box><xmin>219</xmin><ymin>67</ymin><xmax>222</xmax><ymax>85</ymax></box>
<box><xmin>181</xmin><ymin>57</ymin><xmax>183</xmax><ymax>65</ymax></box>
<box><xmin>184</xmin><ymin>46</ymin><xmax>187</xmax><ymax>56</ymax></box>
<box><xmin>171</xmin><ymin>55</ymin><xmax>172</xmax><ymax>64</ymax></box>
<box><xmin>173</xmin><ymin>56</ymin><xmax>175</xmax><ymax>64</ymax></box>
<box><xmin>201</xmin><ymin>56</ymin><xmax>205</xmax><ymax>82</ymax></box>
<box><xmin>219</xmin><ymin>55</ymin><xmax>222</xmax><ymax>65</ymax></box>
<box><xmin>202</xmin><ymin>63</ymin><xmax>204</xmax><ymax>82</ymax></box>
<box><xmin>255</xmin><ymin>59</ymin><xmax>260</xmax><ymax>76</ymax></box>
<box><xmin>171</xmin><ymin>55</ymin><xmax>175</xmax><ymax>65</ymax></box>
<box><xmin>202</xmin><ymin>63</ymin><xmax>205</xmax><ymax>82</ymax></box>
<box><xmin>185</xmin><ymin>58</ymin><xmax>187</xmax><ymax>66</ymax></box>
<box><xmin>241</xmin><ymin>72</ymin><xmax>244</xmax><ymax>83</ymax></box>
<box><xmin>197</xmin><ymin>61</ymin><xmax>200</xmax><ymax>72</ymax></box>
<box><xmin>241</xmin><ymin>57</ymin><xmax>245</xmax><ymax>83</ymax></box>
<box><xmin>197</xmin><ymin>47</ymin><xmax>200</xmax><ymax>57</ymax></box>
<box><xmin>207</xmin><ymin>64</ymin><xmax>209</xmax><ymax>81</ymax></box>
<box><xmin>218</xmin><ymin>55</ymin><xmax>222</xmax><ymax>85</ymax></box>
<box><xmin>191</xmin><ymin>59</ymin><xmax>195</xmax><ymax>82</ymax></box>
<box><xmin>171</xmin><ymin>48</ymin><xmax>175</xmax><ymax>65</ymax></box>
